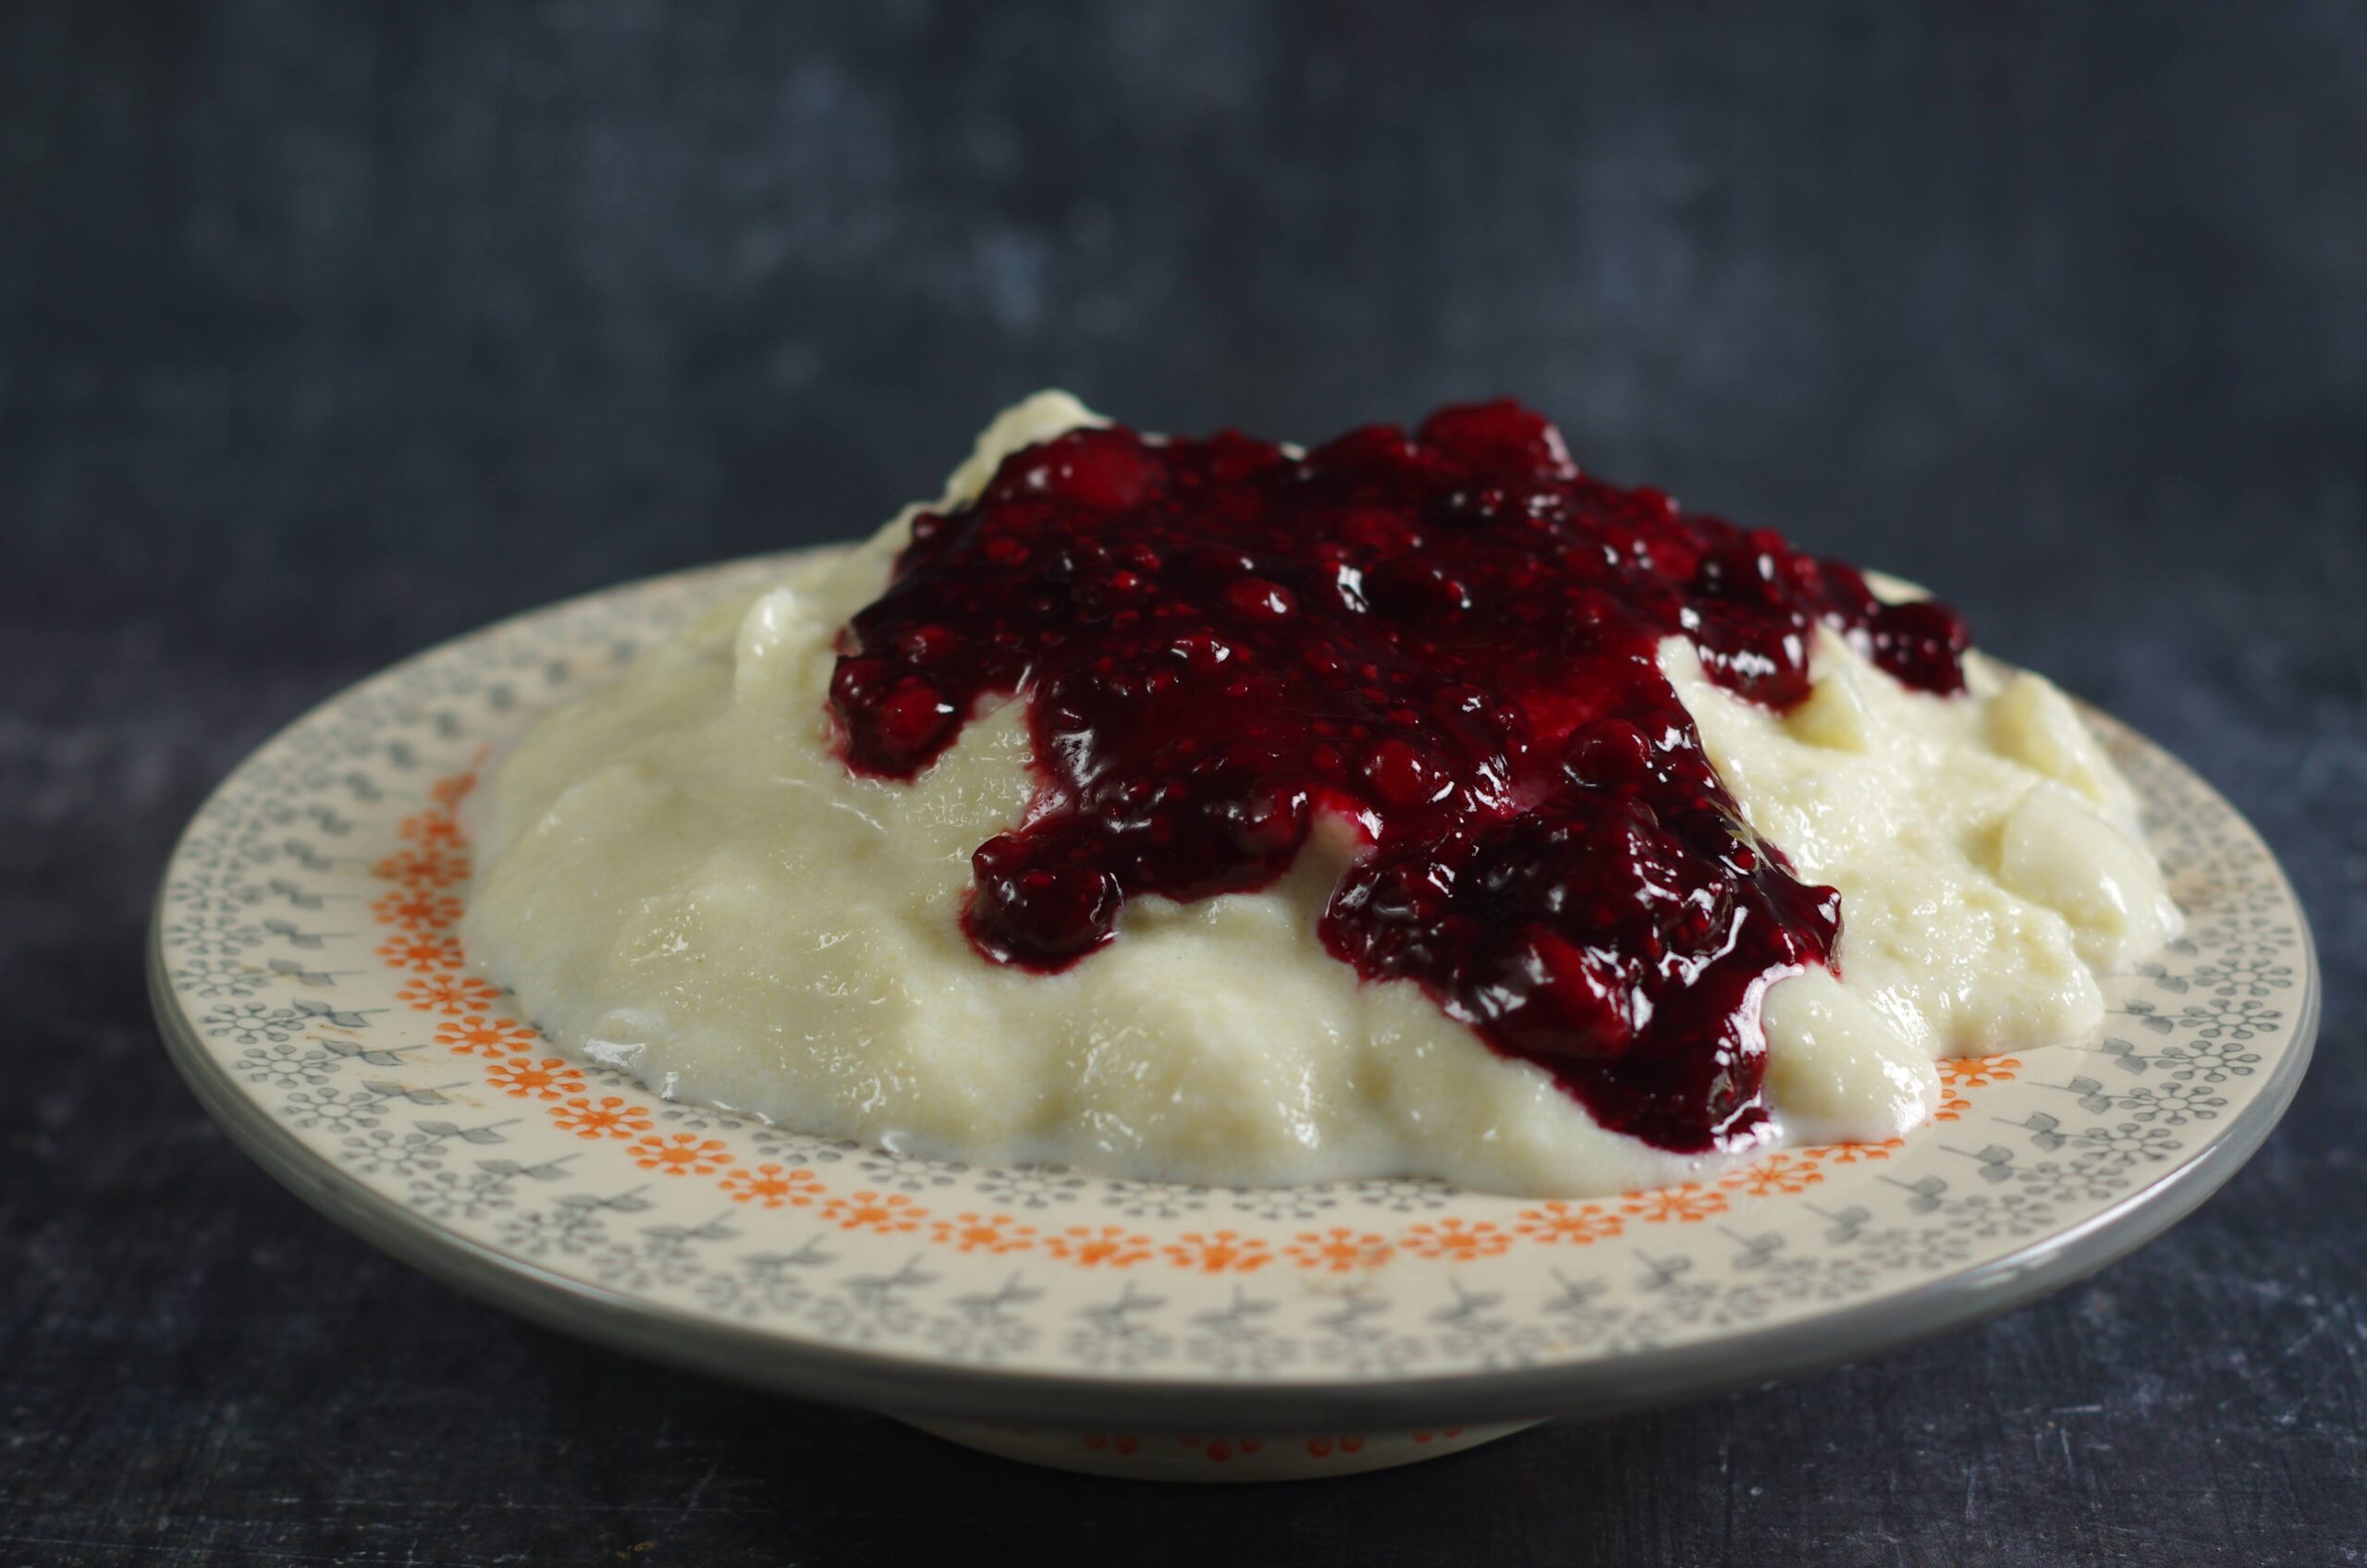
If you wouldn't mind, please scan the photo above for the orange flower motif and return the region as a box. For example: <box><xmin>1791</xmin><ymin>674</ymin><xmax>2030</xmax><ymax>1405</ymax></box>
<box><xmin>1041</xmin><ymin>1224</ymin><xmax>1153</xmax><ymax>1268</ymax></box>
<box><xmin>1931</xmin><ymin>1093</ymin><xmax>1975</xmax><ymax>1124</ymax></box>
<box><xmin>1160</xmin><ymin>1229</ymin><xmax>1275</xmax><ymax>1274</ymax></box>
<box><xmin>818</xmin><ymin>1190</ymin><xmax>926</xmax><ymax>1233</ymax></box>
<box><xmin>429</xmin><ymin>772</ymin><xmax>479</xmax><ymax>810</ymax></box>
<box><xmin>435</xmin><ymin>1015</ymin><xmax>539</xmax><ymax>1057</ymax></box>
<box><xmin>398</xmin><ymin>974</ymin><xmax>502</xmax><ymax>1016</ymax></box>
<box><xmin>399</xmin><ymin>812</ymin><xmax>466</xmax><ymax>847</ymax></box>
<box><xmin>374</xmin><ymin>847</ymin><xmax>469</xmax><ymax>889</ymax></box>
<box><xmin>1620</xmin><ymin>1182</ymin><xmax>1731</xmax><ymax>1224</ymax></box>
<box><xmin>1176</xmin><ymin>1436</ymin><xmax>1264</xmax><ymax>1463</ymax></box>
<box><xmin>1397</xmin><ymin>1218</ymin><xmax>1512</xmax><ymax>1261</ymax></box>
<box><xmin>399</xmin><ymin>810</ymin><xmax>463</xmax><ymax>848</ymax></box>
<box><xmin>374</xmin><ymin>889</ymin><xmax>463</xmax><ymax>931</ymax></box>
<box><xmin>1814</xmin><ymin>1137</ymin><xmax>1904</xmax><ymax>1165</ymax></box>
<box><xmin>632</xmin><ymin>1132</ymin><xmax>731</xmax><ymax>1177</ymax></box>
<box><xmin>719</xmin><ymin>1164</ymin><xmax>824</xmax><ymax>1209</ymax></box>
<box><xmin>1941</xmin><ymin>1056</ymin><xmax>2020</xmax><ymax>1090</ymax></box>
<box><xmin>1284</xmin><ymin>1227</ymin><xmax>1393</xmax><ymax>1273</ymax></box>
<box><xmin>1512</xmin><ymin>1201</ymin><xmax>1625</xmax><ymax>1246</ymax></box>
<box><xmin>377</xmin><ymin>933</ymin><xmax>464</xmax><ymax>974</ymax></box>
<box><xmin>928</xmin><ymin>1212</ymin><xmax>1037</xmax><ymax>1254</ymax></box>
<box><xmin>551</xmin><ymin>1095</ymin><xmax>655</xmax><ymax>1141</ymax></box>
<box><xmin>1719</xmin><ymin>1153</ymin><xmax>1824</xmax><ymax>1197</ymax></box>
<box><xmin>484</xmin><ymin>1054</ymin><xmax>584</xmax><ymax>1101</ymax></box>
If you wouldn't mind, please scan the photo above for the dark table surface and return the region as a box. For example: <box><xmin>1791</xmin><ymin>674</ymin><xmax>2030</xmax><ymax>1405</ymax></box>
<box><xmin>5</xmin><ymin>3</ymin><xmax>2363</xmax><ymax>1563</ymax></box>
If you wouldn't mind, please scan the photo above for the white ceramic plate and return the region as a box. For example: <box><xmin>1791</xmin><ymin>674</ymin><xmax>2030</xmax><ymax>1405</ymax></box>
<box><xmin>152</xmin><ymin>553</ymin><xmax>2318</xmax><ymax>1481</ymax></box>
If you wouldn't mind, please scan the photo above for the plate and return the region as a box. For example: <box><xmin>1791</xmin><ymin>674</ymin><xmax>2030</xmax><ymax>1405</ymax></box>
<box><xmin>152</xmin><ymin>552</ymin><xmax>2318</xmax><ymax>1481</ymax></box>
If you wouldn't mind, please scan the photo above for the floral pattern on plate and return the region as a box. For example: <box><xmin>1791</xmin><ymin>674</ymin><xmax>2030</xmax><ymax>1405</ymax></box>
<box><xmin>152</xmin><ymin>553</ymin><xmax>2317</xmax><ymax>1405</ymax></box>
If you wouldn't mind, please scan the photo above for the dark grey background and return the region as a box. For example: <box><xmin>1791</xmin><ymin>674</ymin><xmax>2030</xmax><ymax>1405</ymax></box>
<box><xmin>5</xmin><ymin>2</ymin><xmax>2361</xmax><ymax>1563</ymax></box>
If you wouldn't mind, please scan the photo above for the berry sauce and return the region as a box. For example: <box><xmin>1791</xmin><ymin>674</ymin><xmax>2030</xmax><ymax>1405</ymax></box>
<box><xmin>829</xmin><ymin>402</ymin><xmax>1969</xmax><ymax>1152</ymax></box>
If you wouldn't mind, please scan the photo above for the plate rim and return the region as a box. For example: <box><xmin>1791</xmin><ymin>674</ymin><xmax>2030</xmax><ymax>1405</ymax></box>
<box><xmin>148</xmin><ymin>553</ymin><xmax>2323</xmax><ymax>1428</ymax></box>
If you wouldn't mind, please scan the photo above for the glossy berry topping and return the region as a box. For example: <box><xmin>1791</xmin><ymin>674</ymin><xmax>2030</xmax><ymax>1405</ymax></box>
<box><xmin>829</xmin><ymin>401</ymin><xmax>1970</xmax><ymax>1152</ymax></box>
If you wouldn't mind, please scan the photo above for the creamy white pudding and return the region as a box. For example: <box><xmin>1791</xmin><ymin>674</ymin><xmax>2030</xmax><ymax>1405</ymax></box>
<box><xmin>461</xmin><ymin>394</ymin><xmax>2177</xmax><ymax>1197</ymax></box>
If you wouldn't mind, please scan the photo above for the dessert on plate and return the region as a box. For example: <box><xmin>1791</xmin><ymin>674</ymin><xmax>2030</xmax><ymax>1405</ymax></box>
<box><xmin>461</xmin><ymin>393</ymin><xmax>2177</xmax><ymax>1198</ymax></box>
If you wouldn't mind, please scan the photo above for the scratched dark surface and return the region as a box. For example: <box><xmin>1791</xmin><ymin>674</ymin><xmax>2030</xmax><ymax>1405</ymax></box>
<box><xmin>4</xmin><ymin>2</ymin><xmax>2364</xmax><ymax>1563</ymax></box>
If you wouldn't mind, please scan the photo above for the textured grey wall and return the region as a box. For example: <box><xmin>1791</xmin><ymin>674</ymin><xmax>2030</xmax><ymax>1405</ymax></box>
<box><xmin>8</xmin><ymin>5</ymin><xmax>2362</xmax><ymax>662</ymax></box>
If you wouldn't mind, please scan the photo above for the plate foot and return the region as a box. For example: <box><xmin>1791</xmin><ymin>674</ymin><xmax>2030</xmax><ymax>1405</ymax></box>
<box><xmin>894</xmin><ymin>1415</ymin><xmax>1540</xmax><ymax>1481</ymax></box>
